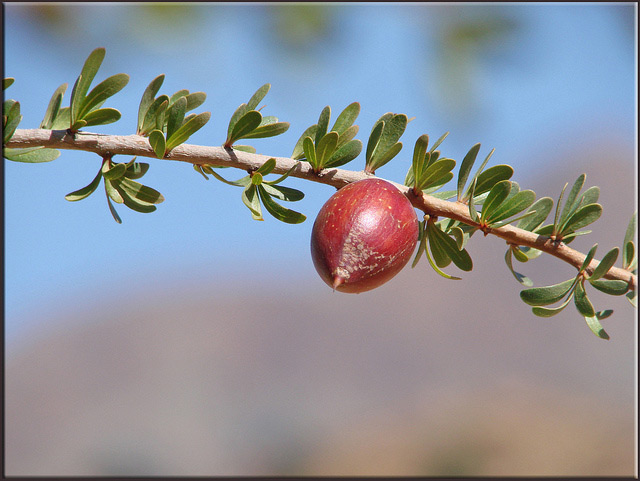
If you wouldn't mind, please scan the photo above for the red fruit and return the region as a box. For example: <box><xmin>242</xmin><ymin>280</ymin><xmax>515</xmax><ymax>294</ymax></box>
<box><xmin>311</xmin><ymin>178</ymin><xmax>419</xmax><ymax>293</ymax></box>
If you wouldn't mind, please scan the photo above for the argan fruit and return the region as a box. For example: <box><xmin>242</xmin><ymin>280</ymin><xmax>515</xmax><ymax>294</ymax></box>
<box><xmin>311</xmin><ymin>178</ymin><xmax>419</xmax><ymax>293</ymax></box>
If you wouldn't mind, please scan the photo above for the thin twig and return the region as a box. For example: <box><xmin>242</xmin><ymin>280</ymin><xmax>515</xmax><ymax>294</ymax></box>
<box><xmin>7</xmin><ymin>128</ymin><xmax>637</xmax><ymax>290</ymax></box>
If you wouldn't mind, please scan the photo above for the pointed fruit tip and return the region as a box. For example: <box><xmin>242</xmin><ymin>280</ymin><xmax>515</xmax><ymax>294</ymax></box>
<box><xmin>332</xmin><ymin>275</ymin><xmax>345</xmax><ymax>291</ymax></box>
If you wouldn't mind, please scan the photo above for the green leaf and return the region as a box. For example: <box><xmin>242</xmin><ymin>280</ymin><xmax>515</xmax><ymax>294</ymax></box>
<box><xmin>50</xmin><ymin>106</ymin><xmax>71</xmax><ymax>130</ymax></box>
<box><xmin>415</xmin><ymin>158</ymin><xmax>456</xmax><ymax>190</ymax></box>
<box><xmin>40</xmin><ymin>83</ymin><xmax>68</xmax><ymax>129</ymax></box>
<box><xmin>430</xmin><ymin>190</ymin><xmax>457</xmax><ymax>200</ymax></box>
<box><xmin>369</xmin><ymin>141</ymin><xmax>403</xmax><ymax>172</ymax></box>
<box><xmin>258</xmin><ymin>186</ymin><xmax>306</xmax><ymax>224</ymax></box>
<box><xmin>105</xmin><ymin>191</ymin><xmax>122</xmax><ymax>224</ymax></box>
<box><xmin>486</xmin><ymin>189</ymin><xmax>536</xmax><ymax>226</ymax></box>
<box><xmin>208</xmin><ymin>169</ymin><xmax>250</xmax><ymax>187</ymax></box>
<box><xmin>580</xmin><ymin>244</ymin><xmax>599</xmax><ymax>272</ymax></box>
<box><xmin>410</xmin><ymin>134</ymin><xmax>430</xmax><ymax>187</ymax></box>
<box><xmin>104</xmin><ymin>178</ymin><xmax>124</xmax><ymax>204</ymax></box>
<box><xmin>463</xmin><ymin>147</ymin><xmax>495</xmax><ymax>202</ymax></box>
<box><xmin>467</xmin><ymin>178</ymin><xmax>480</xmax><ymax>223</ymax></box>
<box><xmin>194</xmin><ymin>164</ymin><xmax>210</xmax><ymax>180</ymax></box>
<box><xmin>557</xmin><ymin>173</ymin><xmax>586</xmax><ymax>228</ymax></box>
<box><xmin>261</xmin><ymin>183</ymin><xmax>305</xmax><ymax>202</ymax></box>
<box><xmin>517</xmin><ymin>197</ymin><xmax>554</xmax><ymax>232</ymax></box>
<box><xmin>589</xmin><ymin>247</ymin><xmax>619</xmax><ymax>280</ymax></box>
<box><xmin>481</xmin><ymin>180</ymin><xmax>511</xmax><ymax>222</ymax></box>
<box><xmin>428</xmin><ymin>221</ymin><xmax>473</xmax><ymax>271</ymax></box>
<box><xmin>241</xmin><ymin>121</ymin><xmax>290</xmax><ymax>139</ymax></box>
<box><xmin>102</xmin><ymin>162</ymin><xmax>127</xmax><ymax>180</ymax></box>
<box><xmin>303</xmin><ymin>136</ymin><xmax>317</xmax><ymax>170</ymax></box>
<box><xmin>589</xmin><ymin>279</ymin><xmax>629</xmax><ymax>296</ymax></box>
<box><xmin>626</xmin><ymin>290</ymin><xmax>637</xmax><ymax>307</ymax></box>
<box><xmin>505</xmin><ymin>248</ymin><xmax>533</xmax><ymax>286</ymax></box>
<box><xmin>227</xmin><ymin>110</ymin><xmax>262</xmax><ymax>145</ymax></box>
<box><xmin>623</xmin><ymin>211</ymin><xmax>637</xmax><ymax>270</ymax></box>
<box><xmin>242</xmin><ymin>184</ymin><xmax>263</xmax><ymax>220</ymax></box>
<box><xmin>531</xmin><ymin>295</ymin><xmax>574</xmax><ymax>317</ymax></box>
<box><xmin>3</xmin><ymin>147</ymin><xmax>60</xmax><ymax>163</ymax></box>
<box><xmin>367</xmin><ymin>113</ymin><xmax>407</xmax><ymax>170</ymax></box>
<box><xmin>422</xmin><ymin>171</ymin><xmax>454</xmax><ymax>195</ymax></box>
<box><xmin>149</xmin><ymin>129</ymin><xmax>166</xmax><ymax>158</ymax></box>
<box><xmin>69</xmin><ymin>119</ymin><xmax>88</xmax><ymax>132</ymax></box>
<box><xmin>473</xmin><ymin>164</ymin><xmax>514</xmax><ymax>197</ymax></box>
<box><xmin>264</xmin><ymin>164</ymin><xmax>296</xmax><ymax>185</ymax></box>
<box><xmin>227</xmin><ymin>103</ymin><xmax>248</xmax><ymax>139</ymax></box>
<box><xmin>511</xmin><ymin>245</ymin><xmax>531</xmax><ymax>263</ymax></box>
<box><xmin>577</xmin><ymin>185</ymin><xmax>600</xmax><ymax>209</ymax></box>
<box><xmin>623</xmin><ymin>211</ymin><xmax>637</xmax><ymax>249</ymax></box>
<box><xmin>124</xmin><ymin>159</ymin><xmax>150</xmax><ymax>179</ymax></box>
<box><xmin>81</xmin><ymin>107</ymin><xmax>122</xmax><ymax>127</ymax></box>
<box><xmin>247</xmin><ymin>83</ymin><xmax>270</xmax><ymax>110</ymax></box>
<box><xmin>232</xmin><ymin>145</ymin><xmax>257</xmax><ymax>154</ymax></box>
<box><xmin>375</xmin><ymin>113</ymin><xmax>407</xmax><ymax>154</ymax></box>
<box><xmin>292</xmin><ymin>124</ymin><xmax>317</xmax><ymax>159</ymax></box>
<box><xmin>114</xmin><ymin>181</ymin><xmax>157</xmax><ymax>213</ymax></box>
<box><xmin>411</xmin><ymin>221</ymin><xmax>427</xmax><ymax>268</ymax></box>
<box><xmin>78</xmin><ymin>73</ymin><xmax>129</xmax><ymax>120</ymax></box>
<box><xmin>574</xmin><ymin>281</ymin><xmax>595</xmax><ymax>317</ymax></box>
<box><xmin>166</xmin><ymin>96</ymin><xmax>187</xmax><ymax>140</ymax></box>
<box><xmin>559</xmin><ymin>203</ymin><xmax>602</xmax><ymax>237</ymax></box>
<box><xmin>168</xmin><ymin>89</ymin><xmax>189</xmax><ymax>105</ymax></box>
<box><xmin>424</xmin><ymin>236</ymin><xmax>461</xmax><ymax>280</ymax></box>
<box><xmin>70</xmin><ymin>47</ymin><xmax>106</xmax><ymax>126</ymax></box>
<box><xmin>456</xmin><ymin>143</ymin><xmax>481</xmax><ymax>201</ymax></box>
<box><xmin>520</xmin><ymin>278</ymin><xmax>576</xmax><ymax>306</ymax></box>
<box><xmin>325</xmin><ymin>139</ymin><xmax>363</xmax><ymax>168</ymax></box>
<box><xmin>316</xmin><ymin>131</ymin><xmax>339</xmax><ymax>168</ymax></box>
<box><xmin>137</xmin><ymin>74</ymin><xmax>165</xmax><ymax>133</ymax></box>
<box><xmin>140</xmin><ymin>96</ymin><xmax>169</xmax><ymax>136</ymax></box>
<box><xmin>256</xmin><ymin>157</ymin><xmax>277</xmax><ymax>175</ymax></box>
<box><xmin>4</xmin><ymin>77</ymin><xmax>15</xmax><ymax>89</ymax></box>
<box><xmin>251</xmin><ymin>172</ymin><xmax>263</xmax><ymax>186</ymax></box>
<box><xmin>583</xmin><ymin>314</ymin><xmax>610</xmax><ymax>340</ymax></box>
<box><xmin>185</xmin><ymin>91</ymin><xmax>206</xmax><ymax>112</ymax></box>
<box><xmin>3</xmin><ymin>100</ymin><xmax>21</xmax><ymax>143</ymax></box>
<box><xmin>65</xmin><ymin>169</ymin><xmax>103</xmax><ymax>201</ymax></box>
<box><xmin>430</xmin><ymin>132</ymin><xmax>449</xmax><ymax>153</ymax></box>
<box><xmin>623</xmin><ymin>241</ymin><xmax>636</xmax><ymax>272</ymax></box>
<box><xmin>118</xmin><ymin>177</ymin><xmax>165</xmax><ymax>204</ymax></box>
<box><xmin>336</xmin><ymin>124</ymin><xmax>359</xmax><ymax>148</ymax></box>
<box><xmin>365</xmin><ymin>120</ymin><xmax>384</xmax><ymax>164</ymax></box>
<box><xmin>165</xmin><ymin>111</ymin><xmax>210</xmax><ymax>152</ymax></box>
<box><xmin>331</xmin><ymin>102</ymin><xmax>360</xmax><ymax>135</ymax></box>
<box><xmin>315</xmin><ymin>106</ymin><xmax>331</xmax><ymax>144</ymax></box>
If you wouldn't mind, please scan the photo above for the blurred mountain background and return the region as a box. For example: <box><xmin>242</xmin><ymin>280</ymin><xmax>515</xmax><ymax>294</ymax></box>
<box><xmin>4</xmin><ymin>3</ymin><xmax>637</xmax><ymax>476</ymax></box>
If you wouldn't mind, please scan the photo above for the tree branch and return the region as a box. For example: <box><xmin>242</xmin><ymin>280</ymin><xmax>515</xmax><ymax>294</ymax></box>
<box><xmin>7</xmin><ymin>128</ymin><xmax>637</xmax><ymax>290</ymax></box>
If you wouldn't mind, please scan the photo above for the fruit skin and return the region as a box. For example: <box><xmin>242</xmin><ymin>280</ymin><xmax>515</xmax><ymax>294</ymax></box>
<box><xmin>311</xmin><ymin>178</ymin><xmax>419</xmax><ymax>293</ymax></box>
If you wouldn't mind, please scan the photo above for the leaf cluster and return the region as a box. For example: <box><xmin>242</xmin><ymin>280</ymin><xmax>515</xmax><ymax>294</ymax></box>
<box><xmin>365</xmin><ymin>112</ymin><xmax>409</xmax><ymax>174</ymax></box>
<box><xmin>412</xmin><ymin>216</ymin><xmax>474</xmax><ymax>280</ymax></box>
<box><xmin>66</xmin><ymin>156</ymin><xmax>164</xmax><ymax>224</ymax></box>
<box><xmin>224</xmin><ymin>83</ymin><xmax>290</xmax><ymax>152</ymax></box>
<box><xmin>3</xmin><ymin>78</ymin><xmax>61</xmax><ymax>163</ymax></box>
<box><xmin>195</xmin><ymin>158</ymin><xmax>305</xmax><ymax>224</ymax></box>
<box><xmin>136</xmin><ymin>74</ymin><xmax>210</xmax><ymax>158</ymax></box>
<box><xmin>291</xmin><ymin>102</ymin><xmax>363</xmax><ymax>173</ymax></box>
<box><xmin>534</xmin><ymin>174</ymin><xmax>602</xmax><ymax>243</ymax></box>
<box><xmin>404</xmin><ymin>132</ymin><xmax>455</xmax><ymax>196</ymax></box>
<box><xmin>520</xmin><ymin>243</ymin><xmax>630</xmax><ymax>339</ymax></box>
<box><xmin>68</xmin><ymin>47</ymin><xmax>129</xmax><ymax>132</ymax></box>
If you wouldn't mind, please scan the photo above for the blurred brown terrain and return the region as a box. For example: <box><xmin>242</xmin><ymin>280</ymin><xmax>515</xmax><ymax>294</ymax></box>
<box><xmin>5</xmin><ymin>146</ymin><xmax>637</xmax><ymax>476</ymax></box>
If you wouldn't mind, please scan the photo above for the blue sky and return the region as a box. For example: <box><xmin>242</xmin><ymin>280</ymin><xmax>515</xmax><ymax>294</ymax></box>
<box><xmin>4</xmin><ymin>3</ymin><xmax>636</xmax><ymax>343</ymax></box>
